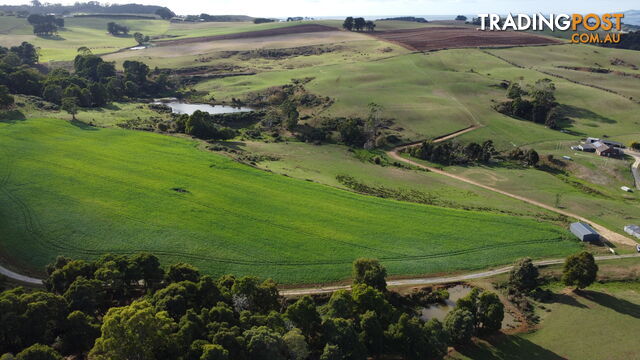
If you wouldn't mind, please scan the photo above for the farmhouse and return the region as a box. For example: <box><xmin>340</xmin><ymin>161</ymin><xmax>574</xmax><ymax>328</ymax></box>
<box><xmin>624</xmin><ymin>225</ymin><xmax>640</xmax><ymax>239</ymax></box>
<box><xmin>593</xmin><ymin>141</ymin><xmax>620</xmax><ymax>157</ymax></box>
<box><xmin>570</xmin><ymin>222</ymin><xmax>600</xmax><ymax>242</ymax></box>
<box><xmin>585</xmin><ymin>137</ymin><xmax>625</xmax><ymax>148</ymax></box>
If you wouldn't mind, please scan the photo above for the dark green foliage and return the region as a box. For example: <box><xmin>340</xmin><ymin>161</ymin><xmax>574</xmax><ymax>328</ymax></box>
<box><xmin>507</xmin><ymin>147</ymin><xmax>540</xmax><ymax>166</ymax></box>
<box><xmin>285</xmin><ymin>296</ymin><xmax>320</xmax><ymax>337</ymax></box>
<box><xmin>42</xmin><ymin>85</ymin><xmax>62</xmax><ymax>104</ymax></box>
<box><xmin>8</xmin><ymin>42</ymin><xmax>38</xmax><ymax>65</ymax></box>
<box><xmin>155</xmin><ymin>7</ymin><xmax>176</xmax><ymax>19</ymax></box>
<box><xmin>60</xmin><ymin>97</ymin><xmax>78</xmax><ymax>119</ymax></box>
<box><xmin>166</xmin><ymin>262</ymin><xmax>201</xmax><ymax>283</ymax></box>
<box><xmin>455</xmin><ymin>15</ymin><xmax>468</xmax><ymax>21</ymax></box>
<box><xmin>7</xmin><ymin>68</ymin><xmax>43</xmax><ymax>96</ymax></box>
<box><xmin>3</xmin><ymin>255</ymin><xmax>457</xmax><ymax>359</ymax></box>
<box><xmin>409</xmin><ymin>139</ymin><xmax>495</xmax><ymax>166</ymax></box>
<box><xmin>281</xmin><ymin>100</ymin><xmax>299</xmax><ymax>130</ymax></box>
<box><xmin>563</xmin><ymin>251</ymin><xmax>598</xmax><ymax>289</ymax></box>
<box><xmin>322</xmin><ymin>318</ymin><xmax>366</xmax><ymax>360</ymax></box>
<box><xmin>352</xmin><ymin>258</ymin><xmax>387</xmax><ymax>291</ymax></box>
<box><xmin>509</xmin><ymin>257</ymin><xmax>539</xmax><ymax>293</ymax></box>
<box><xmin>200</xmin><ymin>344</ymin><xmax>229</xmax><ymax>360</ymax></box>
<box><xmin>443</xmin><ymin>308</ymin><xmax>475</xmax><ymax>344</ymax></box>
<box><xmin>59</xmin><ymin>311</ymin><xmax>100</xmax><ymax>355</ymax></box>
<box><xmin>244</xmin><ymin>326</ymin><xmax>287</xmax><ymax>360</ymax></box>
<box><xmin>64</xmin><ymin>277</ymin><xmax>105</xmax><ymax>314</ymax></box>
<box><xmin>496</xmin><ymin>79</ymin><xmax>557</xmax><ymax>125</ymax></box>
<box><xmin>283</xmin><ymin>328</ymin><xmax>309</xmax><ymax>360</ymax></box>
<box><xmin>338</xmin><ymin>118</ymin><xmax>366</xmax><ymax>147</ymax></box>
<box><xmin>0</xmin><ymin>289</ymin><xmax>68</xmax><ymax>354</ymax></box>
<box><xmin>231</xmin><ymin>276</ymin><xmax>279</xmax><ymax>313</ymax></box>
<box><xmin>106</xmin><ymin>22</ymin><xmax>129</xmax><ymax>35</ymax></box>
<box><xmin>358</xmin><ymin>311</ymin><xmax>384</xmax><ymax>355</ymax></box>
<box><xmin>342</xmin><ymin>17</ymin><xmax>354</xmax><ymax>31</ymax></box>
<box><xmin>385</xmin><ymin>314</ymin><xmax>432</xmax><ymax>360</ymax></box>
<box><xmin>326</xmin><ymin>290</ymin><xmax>355</xmax><ymax>319</ymax></box>
<box><xmin>183</xmin><ymin>110</ymin><xmax>238</xmax><ymax>140</ymax></box>
<box><xmin>28</xmin><ymin>14</ymin><xmax>61</xmax><ymax>35</ymax></box>
<box><xmin>133</xmin><ymin>32</ymin><xmax>150</xmax><ymax>45</ymax></box>
<box><xmin>15</xmin><ymin>344</ymin><xmax>61</xmax><ymax>360</ymax></box>
<box><xmin>253</xmin><ymin>18</ymin><xmax>275</xmax><ymax>24</ymax></box>
<box><xmin>351</xmin><ymin>285</ymin><xmax>393</xmax><ymax>323</ymax></box>
<box><xmin>477</xmin><ymin>292</ymin><xmax>504</xmax><ymax>332</ymax></box>
<box><xmin>0</xmin><ymin>85</ymin><xmax>14</xmax><ymax>108</ymax></box>
<box><xmin>450</xmin><ymin>287</ymin><xmax>504</xmax><ymax>335</ymax></box>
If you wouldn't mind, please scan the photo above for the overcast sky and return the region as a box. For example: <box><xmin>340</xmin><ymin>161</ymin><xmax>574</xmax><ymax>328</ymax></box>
<box><xmin>1</xmin><ymin>0</ymin><xmax>636</xmax><ymax>17</ymax></box>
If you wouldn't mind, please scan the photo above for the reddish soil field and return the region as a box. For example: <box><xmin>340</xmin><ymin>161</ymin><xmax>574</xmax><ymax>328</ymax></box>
<box><xmin>157</xmin><ymin>24</ymin><xmax>339</xmax><ymax>46</ymax></box>
<box><xmin>374</xmin><ymin>26</ymin><xmax>562</xmax><ymax>51</ymax></box>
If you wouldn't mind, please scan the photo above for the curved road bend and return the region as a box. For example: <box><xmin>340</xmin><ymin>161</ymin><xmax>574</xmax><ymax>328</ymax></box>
<box><xmin>281</xmin><ymin>253</ymin><xmax>640</xmax><ymax>296</ymax></box>
<box><xmin>0</xmin><ymin>264</ymin><xmax>43</xmax><ymax>285</ymax></box>
<box><xmin>625</xmin><ymin>149</ymin><xmax>640</xmax><ymax>190</ymax></box>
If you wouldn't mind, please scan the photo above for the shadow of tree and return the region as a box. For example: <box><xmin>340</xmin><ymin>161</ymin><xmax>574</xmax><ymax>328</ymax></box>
<box><xmin>70</xmin><ymin>119</ymin><xmax>98</xmax><ymax>131</ymax></box>
<box><xmin>556</xmin><ymin>104</ymin><xmax>617</xmax><ymax>124</ymax></box>
<box><xmin>549</xmin><ymin>292</ymin><xmax>589</xmax><ymax>309</ymax></box>
<box><xmin>0</xmin><ymin>110</ymin><xmax>26</xmax><ymax>123</ymax></box>
<box><xmin>457</xmin><ymin>334</ymin><xmax>565</xmax><ymax>360</ymax></box>
<box><xmin>37</xmin><ymin>34</ymin><xmax>65</xmax><ymax>41</ymax></box>
<box><xmin>578</xmin><ymin>290</ymin><xmax>640</xmax><ymax>318</ymax></box>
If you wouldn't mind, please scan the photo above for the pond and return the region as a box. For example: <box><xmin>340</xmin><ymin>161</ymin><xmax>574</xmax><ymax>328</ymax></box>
<box><xmin>420</xmin><ymin>285</ymin><xmax>519</xmax><ymax>330</ymax></box>
<box><xmin>155</xmin><ymin>101</ymin><xmax>255</xmax><ymax>116</ymax></box>
<box><xmin>420</xmin><ymin>285</ymin><xmax>473</xmax><ymax>322</ymax></box>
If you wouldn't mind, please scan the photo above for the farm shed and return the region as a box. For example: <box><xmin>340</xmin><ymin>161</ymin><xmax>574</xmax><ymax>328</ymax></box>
<box><xmin>570</xmin><ymin>222</ymin><xmax>600</xmax><ymax>242</ymax></box>
<box><xmin>586</xmin><ymin>137</ymin><xmax>625</xmax><ymax>149</ymax></box>
<box><xmin>594</xmin><ymin>142</ymin><xmax>620</xmax><ymax>157</ymax></box>
<box><xmin>624</xmin><ymin>225</ymin><xmax>640</xmax><ymax>239</ymax></box>
<box><xmin>577</xmin><ymin>143</ymin><xmax>596</xmax><ymax>152</ymax></box>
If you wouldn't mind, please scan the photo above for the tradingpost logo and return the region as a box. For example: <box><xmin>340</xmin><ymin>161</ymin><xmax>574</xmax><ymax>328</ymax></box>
<box><xmin>477</xmin><ymin>13</ymin><xmax>624</xmax><ymax>44</ymax></box>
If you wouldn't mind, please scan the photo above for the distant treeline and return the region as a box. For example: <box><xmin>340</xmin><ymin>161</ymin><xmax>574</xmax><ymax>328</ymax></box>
<box><xmin>377</xmin><ymin>16</ymin><xmax>428</xmax><ymax>23</ymax></box>
<box><xmin>602</xmin><ymin>31</ymin><xmax>640</xmax><ymax>51</ymax></box>
<box><xmin>182</xmin><ymin>14</ymin><xmax>254</xmax><ymax>22</ymax></box>
<box><xmin>0</xmin><ymin>1</ymin><xmax>168</xmax><ymax>16</ymax></box>
<box><xmin>73</xmin><ymin>14</ymin><xmax>157</xmax><ymax>19</ymax></box>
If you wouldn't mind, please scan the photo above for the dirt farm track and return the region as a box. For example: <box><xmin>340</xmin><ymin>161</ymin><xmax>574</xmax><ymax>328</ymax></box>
<box><xmin>374</xmin><ymin>26</ymin><xmax>562</xmax><ymax>51</ymax></box>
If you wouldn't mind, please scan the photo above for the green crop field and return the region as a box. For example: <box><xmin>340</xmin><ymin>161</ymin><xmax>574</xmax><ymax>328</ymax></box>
<box><xmin>452</xmin><ymin>281</ymin><xmax>640</xmax><ymax>360</ymax></box>
<box><xmin>0</xmin><ymin>16</ymin><xmax>170</xmax><ymax>61</ymax></box>
<box><xmin>236</xmin><ymin>140</ymin><xmax>562</xmax><ymax>219</ymax></box>
<box><xmin>0</xmin><ymin>118</ymin><xmax>582</xmax><ymax>283</ymax></box>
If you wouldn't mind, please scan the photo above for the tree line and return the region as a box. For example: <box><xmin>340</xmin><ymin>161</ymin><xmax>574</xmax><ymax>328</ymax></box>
<box><xmin>0</xmin><ymin>1</ymin><xmax>168</xmax><ymax>16</ymax></box>
<box><xmin>342</xmin><ymin>17</ymin><xmax>376</xmax><ymax>32</ymax></box>
<box><xmin>27</xmin><ymin>13</ymin><xmax>64</xmax><ymax>35</ymax></box>
<box><xmin>407</xmin><ymin>139</ymin><xmax>541</xmax><ymax>167</ymax></box>
<box><xmin>0</xmin><ymin>255</ymin><xmax>509</xmax><ymax>360</ymax></box>
<box><xmin>0</xmin><ymin>42</ymin><xmax>176</xmax><ymax>117</ymax></box>
<box><xmin>494</xmin><ymin>79</ymin><xmax>562</xmax><ymax>129</ymax></box>
<box><xmin>407</xmin><ymin>140</ymin><xmax>496</xmax><ymax>166</ymax></box>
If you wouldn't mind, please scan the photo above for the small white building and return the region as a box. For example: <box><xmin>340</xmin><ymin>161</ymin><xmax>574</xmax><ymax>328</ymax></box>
<box><xmin>624</xmin><ymin>225</ymin><xmax>640</xmax><ymax>239</ymax></box>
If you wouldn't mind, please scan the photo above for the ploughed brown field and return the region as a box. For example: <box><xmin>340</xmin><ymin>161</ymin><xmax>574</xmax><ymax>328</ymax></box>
<box><xmin>156</xmin><ymin>24</ymin><xmax>339</xmax><ymax>46</ymax></box>
<box><xmin>374</xmin><ymin>26</ymin><xmax>562</xmax><ymax>51</ymax></box>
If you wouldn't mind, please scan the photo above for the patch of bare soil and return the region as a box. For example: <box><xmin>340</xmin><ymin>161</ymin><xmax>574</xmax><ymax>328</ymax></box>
<box><xmin>374</xmin><ymin>26</ymin><xmax>561</xmax><ymax>51</ymax></box>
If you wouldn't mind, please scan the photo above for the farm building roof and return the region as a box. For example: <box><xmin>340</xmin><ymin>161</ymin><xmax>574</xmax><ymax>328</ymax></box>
<box><xmin>570</xmin><ymin>222</ymin><xmax>599</xmax><ymax>237</ymax></box>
